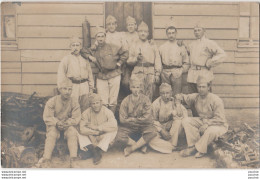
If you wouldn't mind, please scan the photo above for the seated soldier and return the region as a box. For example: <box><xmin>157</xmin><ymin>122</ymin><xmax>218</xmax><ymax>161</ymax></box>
<box><xmin>78</xmin><ymin>94</ymin><xmax>117</xmax><ymax>165</ymax></box>
<box><xmin>115</xmin><ymin>78</ymin><xmax>158</xmax><ymax>156</ymax></box>
<box><xmin>38</xmin><ymin>80</ymin><xmax>81</xmax><ymax>168</ymax></box>
<box><xmin>176</xmin><ymin>76</ymin><xmax>228</xmax><ymax>158</ymax></box>
<box><xmin>151</xmin><ymin>83</ymin><xmax>188</xmax><ymax>151</ymax></box>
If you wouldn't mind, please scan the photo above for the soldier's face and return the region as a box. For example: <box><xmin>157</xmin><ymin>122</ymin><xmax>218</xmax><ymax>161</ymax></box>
<box><xmin>59</xmin><ymin>87</ymin><xmax>72</xmax><ymax>99</ymax></box>
<box><xmin>106</xmin><ymin>22</ymin><xmax>117</xmax><ymax>33</ymax></box>
<box><xmin>130</xmin><ymin>84</ymin><xmax>141</xmax><ymax>97</ymax></box>
<box><xmin>71</xmin><ymin>42</ymin><xmax>81</xmax><ymax>55</ymax></box>
<box><xmin>166</xmin><ymin>29</ymin><xmax>177</xmax><ymax>41</ymax></box>
<box><xmin>138</xmin><ymin>30</ymin><xmax>149</xmax><ymax>41</ymax></box>
<box><xmin>194</xmin><ymin>27</ymin><xmax>205</xmax><ymax>39</ymax></box>
<box><xmin>91</xmin><ymin>100</ymin><xmax>102</xmax><ymax>113</ymax></box>
<box><xmin>96</xmin><ymin>33</ymin><xmax>106</xmax><ymax>45</ymax></box>
<box><xmin>197</xmin><ymin>83</ymin><xmax>210</xmax><ymax>96</ymax></box>
<box><xmin>127</xmin><ymin>23</ymin><xmax>136</xmax><ymax>33</ymax></box>
<box><xmin>160</xmin><ymin>89</ymin><xmax>172</xmax><ymax>102</ymax></box>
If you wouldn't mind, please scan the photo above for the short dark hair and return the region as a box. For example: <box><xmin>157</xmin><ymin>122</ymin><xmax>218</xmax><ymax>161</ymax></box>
<box><xmin>166</xmin><ymin>26</ymin><xmax>177</xmax><ymax>33</ymax></box>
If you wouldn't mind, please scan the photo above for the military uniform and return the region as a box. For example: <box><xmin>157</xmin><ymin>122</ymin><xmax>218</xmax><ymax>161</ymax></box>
<box><xmin>181</xmin><ymin>92</ymin><xmax>228</xmax><ymax>154</ymax></box>
<box><xmin>57</xmin><ymin>38</ymin><xmax>94</xmax><ymax>101</ymax></box>
<box><xmin>187</xmin><ymin>36</ymin><xmax>226</xmax><ymax>93</ymax></box>
<box><xmin>128</xmin><ymin>22</ymin><xmax>161</xmax><ymax>101</ymax></box>
<box><xmin>42</xmin><ymin>94</ymin><xmax>81</xmax><ymax>160</ymax></box>
<box><xmin>159</xmin><ymin>41</ymin><xmax>189</xmax><ymax>96</ymax></box>
<box><xmin>78</xmin><ymin>106</ymin><xmax>117</xmax><ymax>152</ymax></box>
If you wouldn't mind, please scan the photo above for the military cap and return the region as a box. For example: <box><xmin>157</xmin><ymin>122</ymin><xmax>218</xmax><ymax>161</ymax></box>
<box><xmin>159</xmin><ymin>83</ymin><xmax>172</xmax><ymax>92</ymax></box>
<box><xmin>138</xmin><ymin>21</ymin><xmax>149</xmax><ymax>31</ymax></box>
<box><xmin>89</xmin><ymin>93</ymin><xmax>102</xmax><ymax>103</ymax></box>
<box><xmin>95</xmin><ymin>26</ymin><xmax>106</xmax><ymax>36</ymax></box>
<box><xmin>58</xmin><ymin>79</ymin><xmax>73</xmax><ymax>89</ymax></box>
<box><xmin>106</xmin><ymin>15</ymin><xmax>117</xmax><ymax>24</ymax></box>
<box><xmin>70</xmin><ymin>36</ymin><xmax>82</xmax><ymax>45</ymax></box>
<box><xmin>194</xmin><ymin>22</ymin><xmax>205</xmax><ymax>29</ymax></box>
<box><xmin>196</xmin><ymin>75</ymin><xmax>210</xmax><ymax>85</ymax></box>
<box><xmin>126</xmin><ymin>16</ymin><xmax>136</xmax><ymax>25</ymax></box>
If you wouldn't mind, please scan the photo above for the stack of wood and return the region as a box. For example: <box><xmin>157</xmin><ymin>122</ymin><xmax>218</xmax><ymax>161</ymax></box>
<box><xmin>213</xmin><ymin>123</ymin><xmax>259</xmax><ymax>168</ymax></box>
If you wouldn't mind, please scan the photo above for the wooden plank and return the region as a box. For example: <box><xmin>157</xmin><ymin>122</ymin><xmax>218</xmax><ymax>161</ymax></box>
<box><xmin>213</xmin><ymin>85</ymin><xmax>259</xmax><ymax>95</ymax></box>
<box><xmin>1</xmin><ymin>73</ymin><xmax>21</xmax><ymax>84</ymax></box>
<box><xmin>113</xmin><ymin>2</ymin><xmax>124</xmax><ymax>31</ymax></box>
<box><xmin>1</xmin><ymin>62</ymin><xmax>21</xmax><ymax>73</ymax></box>
<box><xmin>213</xmin><ymin>74</ymin><xmax>234</xmax><ymax>85</ymax></box>
<box><xmin>22</xmin><ymin>73</ymin><xmax>56</xmax><ymax>84</ymax></box>
<box><xmin>155</xmin><ymin>40</ymin><xmax>237</xmax><ymax>51</ymax></box>
<box><xmin>235</xmin><ymin>57</ymin><xmax>259</xmax><ymax>63</ymax></box>
<box><xmin>123</xmin><ymin>2</ymin><xmax>134</xmax><ymax>30</ymax></box>
<box><xmin>21</xmin><ymin>50</ymin><xmax>70</xmax><ymax>61</ymax></box>
<box><xmin>1</xmin><ymin>50</ymin><xmax>20</xmax><ymax>61</ymax></box>
<box><xmin>18</xmin><ymin>38</ymin><xmax>96</xmax><ymax>50</ymax></box>
<box><xmin>1</xmin><ymin>85</ymin><xmax>22</xmax><ymax>93</ymax></box>
<box><xmin>213</xmin><ymin>63</ymin><xmax>234</xmax><ymax>74</ymax></box>
<box><xmin>225</xmin><ymin>51</ymin><xmax>235</xmax><ymax>63</ymax></box>
<box><xmin>225</xmin><ymin>108</ymin><xmax>259</xmax><ymax>128</ymax></box>
<box><xmin>17</xmin><ymin>26</ymin><xmax>97</xmax><ymax>38</ymax></box>
<box><xmin>222</xmin><ymin>97</ymin><xmax>259</xmax><ymax>108</ymax></box>
<box><xmin>18</xmin><ymin>15</ymin><xmax>104</xmax><ymax>26</ymax></box>
<box><xmin>153</xmin><ymin>16</ymin><xmax>239</xmax><ymax>29</ymax></box>
<box><xmin>154</xmin><ymin>4</ymin><xmax>239</xmax><ymax>16</ymax></box>
<box><xmin>251</xmin><ymin>2</ymin><xmax>259</xmax><ymax>16</ymax></box>
<box><xmin>235</xmin><ymin>51</ymin><xmax>259</xmax><ymax>58</ymax></box>
<box><xmin>154</xmin><ymin>29</ymin><xmax>238</xmax><ymax>40</ymax></box>
<box><xmin>22</xmin><ymin>62</ymin><xmax>59</xmax><ymax>73</ymax></box>
<box><xmin>143</xmin><ymin>2</ymin><xmax>152</xmax><ymax>39</ymax></box>
<box><xmin>251</xmin><ymin>17</ymin><xmax>259</xmax><ymax>40</ymax></box>
<box><xmin>235</xmin><ymin>64</ymin><xmax>259</xmax><ymax>74</ymax></box>
<box><xmin>22</xmin><ymin>85</ymin><xmax>56</xmax><ymax>97</ymax></box>
<box><xmin>17</xmin><ymin>3</ymin><xmax>103</xmax><ymax>14</ymax></box>
<box><xmin>133</xmin><ymin>2</ymin><xmax>143</xmax><ymax>25</ymax></box>
<box><xmin>105</xmin><ymin>2</ymin><xmax>114</xmax><ymax>16</ymax></box>
<box><xmin>234</xmin><ymin>75</ymin><xmax>259</xmax><ymax>85</ymax></box>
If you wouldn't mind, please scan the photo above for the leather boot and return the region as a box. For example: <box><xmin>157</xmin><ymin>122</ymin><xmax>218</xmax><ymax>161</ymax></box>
<box><xmin>92</xmin><ymin>147</ymin><xmax>102</xmax><ymax>165</ymax></box>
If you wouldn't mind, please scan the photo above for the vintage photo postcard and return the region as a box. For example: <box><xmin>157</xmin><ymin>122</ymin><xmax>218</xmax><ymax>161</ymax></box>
<box><xmin>1</xmin><ymin>1</ymin><xmax>259</xmax><ymax>169</ymax></box>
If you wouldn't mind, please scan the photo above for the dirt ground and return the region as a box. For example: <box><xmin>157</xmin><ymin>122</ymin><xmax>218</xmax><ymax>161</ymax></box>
<box><xmin>48</xmin><ymin>148</ymin><xmax>217</xmax><ymax>169</ymax></box>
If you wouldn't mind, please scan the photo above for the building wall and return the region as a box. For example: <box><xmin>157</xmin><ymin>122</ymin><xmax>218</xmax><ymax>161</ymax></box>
<box><xmin>1</xmin><ymin>2</ymin><xmax>259</xmax><ymax>126</ymax></box>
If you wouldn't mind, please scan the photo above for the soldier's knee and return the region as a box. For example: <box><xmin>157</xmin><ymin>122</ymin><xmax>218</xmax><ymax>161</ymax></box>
<box><xmin>143</xmin><ymin>132</ymin><xmax>157</xmax><ymax>143</ymax></box>
<box><xmin>46</xmin><ymin>127</ymin><xmax>59</xmax><ymax>139</ymax></box>
<box><xmin>204</xmin><ymin>127</ymin><xmax>219</xmax><ymax>136</ymax></box>
<box><xmin>182</xmin><ymin>117</ymin><xmax>190</xmax><ymax>126</ymax></box>
<box><xmin>65</xmin><ymin>126</ymin><xmax>77</xmax><ymax>138</ymax></box>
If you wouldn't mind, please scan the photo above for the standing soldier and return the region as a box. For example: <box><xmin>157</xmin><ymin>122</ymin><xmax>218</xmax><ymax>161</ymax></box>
<box><xmin>57</xmin><ymin>36</ymin><xmax>94</xmax><ymax>101</ymax></box>
<box><xmin>176</xmin><ymin>76</ymin><xmax>228</xmax><ymax>158</ymax></box>
<box><xmin>121</xmin><ymin>16</ymin><xmax>139</xmax><ymax>92</ymax></box>
<box><xmin>185</xmin><ymin>23</ymin><xmax>226</xmax><ymax>93</ymax></box>
<box><xmin>38</xmin><ymin>80</ymin><xmax>81</xmax><ymax>168</ymax></box>
<box><xmin>87</xmin><ymin>27</ymin><xmax>128</xmax><ymax>113</ymax></box>
<box><xmin>128</xmin><ymin>21</ymin><xmax>161</xmax><ymax>101</ymax></box>
<box><xmin>159</xmin><ymin>25</ymin><xmax>189</xmax><ymax>96</ymax></box>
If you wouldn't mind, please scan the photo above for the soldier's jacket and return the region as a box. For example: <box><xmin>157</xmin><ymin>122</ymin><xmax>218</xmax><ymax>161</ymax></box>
<box><xmin>80</xmin><ymin>106</ymin><xmax>117</xmax><ymax>136</ymax></box>
<box><xmin>127</xmin><ymin>39</ymin><xmax>162</xmax><ymax>76</ymax></box>
<box><xmin>119</xmin><ymin>94</ymin><xmax>153</xmax><ymax>128</ymax></box>
<box><xmin>186</xmin><ymin>36</ymin><xmax>226</xmax><ymax>83</ymax></box>
<box><xmin>106</xmin><ymin>31</ymin><xmax>124</xmax><ymax>48</ymax></box>
<box><xmin>43</xmin><ymin>95</ymin><xmax>81</xmax><ymax>128</ymax></box>
<box><xmin>122</xmin><ymin>31</ymin><xmax>139</xmax><ymax>50</ymax></box>
<box><xmin>81</xmin><ymin>42</ymin><xmax>129</xmax><ymax>80</ymax></box>
<box><xmin>183</xmin><ymin>93</ymin><xmax>228</xmax><ymax>127</ymax></box>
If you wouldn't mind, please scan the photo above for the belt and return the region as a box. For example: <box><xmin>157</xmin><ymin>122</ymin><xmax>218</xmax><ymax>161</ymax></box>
<box><xmin>162</xmin><ymin>64</ymin><xmax>182</xmax><ymax>69</ymax></box>
<box><xmin>136</xmin><ymin>62</ymin><xmax>154</xmax><ymax>67</ymax></box>
<box><xmin>192</xmin><ymin>65</ymin><xmax>207</xmax><ymax>70</ymax></box>
<box><xmin>69</xmin><ymin>78</ymin><xmax>88</xmax><ymax>84</ymax></box>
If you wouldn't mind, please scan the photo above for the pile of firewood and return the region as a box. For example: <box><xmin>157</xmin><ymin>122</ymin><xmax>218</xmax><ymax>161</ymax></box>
<box><xmin>213</xmin><ymin>123</ymin><xmax>259</xmax><ymax>168</ymax></box>
<box><xmin>1</xmin><ymin>92</ymin><xmax>50</xmax><ymax>168</ymax></box>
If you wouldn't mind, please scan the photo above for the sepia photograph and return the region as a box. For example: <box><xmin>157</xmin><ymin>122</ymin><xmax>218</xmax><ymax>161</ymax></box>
<box><xmin>1</xmin><ymin>1</ymin><xmax>259</xmax><ymax>170</ymax></box>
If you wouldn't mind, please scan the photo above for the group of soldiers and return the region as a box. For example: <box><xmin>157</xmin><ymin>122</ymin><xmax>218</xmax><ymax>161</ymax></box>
<box><xmin>38</xmin><ymin>15</ymin><xmax>228</xmax><ymax>167</ymax></box>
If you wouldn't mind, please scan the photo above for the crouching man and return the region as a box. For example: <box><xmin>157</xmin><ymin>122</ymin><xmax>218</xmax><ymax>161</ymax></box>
<box><xmin>115</xmin><ymin>78</ymin><xmax>158</xmax><ymax>156</ymax></box>
<box><xmin>78</xmin><ymin>94</ymin><xmax>117</xmax><ymax>165</ymax></box>
<box><xmin>176</xmin><ymin>76</ymin><xmax>228</xmax><ymax>158</ymax></box>
<box><xmin>151</xmin><ymin>83</ymin><xmax>188</xmax><ymax>151</ymax></box>
<box><xmin>38</xmin><ymin>80</ymin><xmax>81</xmax><ymax>167</ymax></box>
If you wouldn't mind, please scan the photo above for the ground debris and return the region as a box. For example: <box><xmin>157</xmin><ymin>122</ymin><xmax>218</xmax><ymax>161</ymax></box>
<box><xmin>214</xmin><ymin>123</ymin><xmax>259</xmax><ymax>168</ymax></box>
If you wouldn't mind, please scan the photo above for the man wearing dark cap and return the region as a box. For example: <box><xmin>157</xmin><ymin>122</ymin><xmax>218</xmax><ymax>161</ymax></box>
<box><xmin>78</xmin><ymin>93</ymin><xmax>117</xmax><ymax>165</ymax></box>
<box><xmin>176</xmin><ymin>76</ymin><xmax>228</xmax><ymax>158</ymax></box>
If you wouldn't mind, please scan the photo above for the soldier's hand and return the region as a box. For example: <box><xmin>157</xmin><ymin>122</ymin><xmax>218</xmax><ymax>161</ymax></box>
<box><xmin>116</xmin><ymin>62</ymin><xmax>121</xmax><ymax>67</ymax></box>
<box><xmin>56</xmin><ymin>121</ymin><xmax>65</xmax><ymax>131</ymax></box>
<box><xmin>160</xmin><ymin>129</ymin><xmax>171</xmax><ymax>141</ymax></box>
<box><xmin>89</xmin><ymin>56</ymin><xmax>97</xmax><ymax>63</ymax></box>
<box><xmin>199</xmin><ymin>124</ymin><xmax>209</xmax><ymax>134</ymax></box>
<box><xmin>154</xmin><ymin>75</ymin><xmax>161</xmax><ymax>84</ymax></box>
